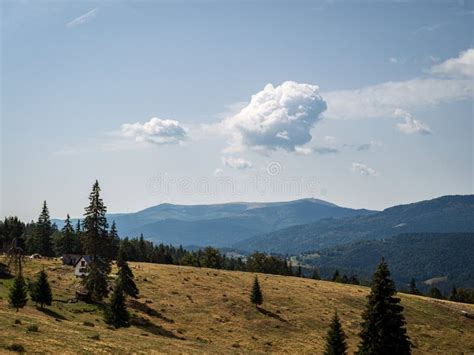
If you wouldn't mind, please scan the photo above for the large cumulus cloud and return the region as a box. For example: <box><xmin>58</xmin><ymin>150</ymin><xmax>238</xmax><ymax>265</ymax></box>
<box><xmin>224</xmin><ymin>81</ymin><xmax>327</xmax><ymax>152</ymax></box>
<box><xmin>121</xmin><ymin>117</ymin><xmax>187</xmax><ymax>145</ymax></box>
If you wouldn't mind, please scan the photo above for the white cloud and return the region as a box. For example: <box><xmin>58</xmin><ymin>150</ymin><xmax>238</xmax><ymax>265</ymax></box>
<box><xmin>224</xmin><ymin>81</ymin><xmax>327</xmax><ymax>153</ymax></box>
<box><xmin>323</xmin><ymin>77</ymin><xmax>472</xmax><ymax>120</ymax></box>
<box><xmin>121</xmin><ymin>117</ymin><xmax>187</xmax><ymax>145</ymax></box>
<box><xmin>430</xmin><ymin>48</ymin><xmax>474</xmax><ymax>78</ymax></box>
<box><xmin>389</xmin><ymin>57</ymin><xmax>398</xmax><ymax>64</ymax></box>
<box><xmin>294</xmin><ymin>146</ymin><xmax>339</xmax><ymax>155</ymax></box>
<box><xmin>222</xmin><ymin>157</ymin><xmax>252</xmax><ymax>170</ymax></box>
<box><xmin>352</xmin><ymin>162</ymin><xmax>379</xmax><ymax>177</ymax></box>
<box><xmin>394</xmin><ymin>109</ymin><xmax>431</xmax><ymax>135</ymax></box>
<box><xmin>66</xmin><ymin>8</ymin><xmax>98</xmax><ymax>28</ymax></box>
<box><xmin>323</xmin><ymin>48</ymin><xmax>473</xmax><ymax>121</ymax></box>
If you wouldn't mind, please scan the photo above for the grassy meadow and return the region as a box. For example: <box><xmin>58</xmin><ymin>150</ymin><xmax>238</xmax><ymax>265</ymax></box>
<box><xmin>0</xmin><ymin>257</ymin><xmax>473</xmax><ymax>354</ymax></box>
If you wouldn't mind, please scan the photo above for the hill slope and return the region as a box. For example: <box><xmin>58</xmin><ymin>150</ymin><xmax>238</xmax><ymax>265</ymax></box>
<box><xmin>1</xmin><ymin>258</ymin><xmax>474</xmax><ymax>353</ymax></box>
<box><xmin>234</xmin><ymin>195</ymin><xmax>474</xmax><ymax>254</ymax></box>
<box><xmin>299</xmin><ymin>233</ymin><xmax>474</xmax><ymax>290</ymax></box>
<box><xmin>54</xmin><ymin>198</ymin><xmax>375</xmax><ymax>247</ymax></box>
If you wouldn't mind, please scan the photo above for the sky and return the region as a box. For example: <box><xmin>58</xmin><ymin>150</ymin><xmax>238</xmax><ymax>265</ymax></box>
<box><xmin>1</xmin><ymin>0</ymin><xmax>473</xmax><ymax>222</ymax></box>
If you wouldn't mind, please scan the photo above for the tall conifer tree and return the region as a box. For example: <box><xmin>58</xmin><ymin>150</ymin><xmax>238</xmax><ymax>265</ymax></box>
<box><xmin>30</xmin><ymin>269</ymin><xmax>53</xmax><ymax>309</ymax></box>
<box><xmin>82</xmin><ymin>180</ymin><xmax>110</xmax><ymax>269</ymax></box>
<box><xmin>357</xmin><ymin>258</ymin><xmax>411</xmax><ymax>355</ymax></box>
<box><xmin>250</xmin><ymin>276</ymin><xmax>263</xmax><ymax>308</ymax></box>
<box><xmin>9</xmin><ymin>275</ymin><xmax>28</xmax><ymax>312</ymax></box>
<box><xmin>324</xmin><ymin>311</ymin><xmax>348</xmax><ymax>355</ymax></box>
<box><xmin>104</xmin><ymin>283</ymin><xmax>130</xmax><ymax>328</ymax></box>
<box><xmin>117</xmin><ymin>247</ymin><xmax>139</xmax><ymax>298</ymax></box>
<box><xmin>26</xmin><ymin>201</ymin><xmax>53</xmax><ymax>256</ymax></box>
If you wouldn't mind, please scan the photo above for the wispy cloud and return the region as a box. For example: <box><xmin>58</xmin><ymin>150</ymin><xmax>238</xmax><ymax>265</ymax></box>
<box><xmin>222</xmin><ymin>157</ymin><xmax>252</xmax><ymax>170</ymax></box>
<box><xmin>352</xmin><ymin>162</ymin><xmax>379</xmax><ymax>177</ymax></box>
<box><xmin>394</xmin><ymin>109</ymin><xmax>431</xmax><ymax>135</ymax></box>
<box><xmin>321</xmin><ymin>49</ymin><xmax>474</xmax><ymax>124</ymax></box>
<box><xmin>66</xmin><ymin>8</ymin><xmax>98</xmax><ymax>28</ymax></box>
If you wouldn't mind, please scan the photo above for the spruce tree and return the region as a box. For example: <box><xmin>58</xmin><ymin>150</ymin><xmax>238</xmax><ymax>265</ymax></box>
<box><xmin>9</xmin><ymin>275</ymin><xmax>28</xmax><ymax>312</ymax></box>
<box><xmin>324</xmin><ymin>311</ymin><xmax>348</xmax><ymax>355</ymax></box>
<box><xmin>117</xmin><ymin>247</ymin><xmax>139</xmax><ymax>298</ymax></box>
<box><xmin>83</xmin><ymin>261</ymin><xmax>109</xmax><ymax>302</ymax></box>
<box><xmin>357</xmin><ymin>258</ymin><xmax>411</xmax><ymax>355</ymax></box>
<box><xmin>26</xmin><ymin>201</ymin><xmax>53</xmax><ymax>256</ymax></box>
<box><xmin>104</xmin><ymin>283</ymin><xmax>130</xmax><ymax>328</ymax></box>
<box><xmin>250</xmin><ymin>276</ymin><xmax>263</xmax><ymax>308</ymax></box>
<box><xmin>108</xmin><ymin>221</ymin><xmax>120</xmax><ymax>261</ymax></box>
<box><xmin>409</xmin><ymin>278</ymin><xmax>420</xmax><ymax>295</ymax></box>
<box><xmin>428</xmin><ymin>287</ymin><xmax>443</xmax><ymax>299</ymax></box>
<box><xmin>30</xmin><ymin>269</ymin><xmax>53</xmax><ymax>308</ymax></box>
<box><xmin>449</xmin><ymin>286</ymin><xmax>458</xmax><ymax>302</ymax></box>
<box><xmin>82</xmin><ymin>180</ymin><xmax>109</xmax><ymax>268</ymax></box>
<box><xmin>54</xmin><ymin>214</ymin><xmax>76</xmax><ymax>255</ymax></box>
<box><xmin>332</xmin><ymin>270</ymin><xmax>342</xmax><ymax>283</ymax></box>
<box><xmin>82</xmin><ymin>181</ymin><xmax>111</xmax><ymax>297</ymax></box>
<box><xmin>296</xmin><ymin>265</ymin><xmax>302</xmax><ymax>277</ymax></box>
<box><xmin>312</xmin><ymin>268</ymin><xmax>321</xmax><ymax>280</ymax></box>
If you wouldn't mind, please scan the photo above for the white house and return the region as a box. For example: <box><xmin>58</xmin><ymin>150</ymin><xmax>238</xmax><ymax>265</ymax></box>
<box><xmin>74</xmin><ymin>255</ymin><xmax>92</xmax><ymax>277</ymax></box>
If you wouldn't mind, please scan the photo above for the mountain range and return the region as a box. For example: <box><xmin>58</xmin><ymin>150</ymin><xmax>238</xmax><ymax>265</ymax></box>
<box><xmin>54</xmin><ymin>195</ymin><xmax>474</xmax><ymax>256</ymax></box>
<box><xmin>98</xmin><ymin>198</ymin><xmax>375</xmax><ymax>247</ymax></box>
<box><xmin>233</xmin><ymin>195</ymin><xmax>474</xmax><ymax>254</ymax></box>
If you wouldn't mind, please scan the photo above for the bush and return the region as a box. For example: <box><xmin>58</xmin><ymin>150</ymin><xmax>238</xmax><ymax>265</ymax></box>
<box><xmin>14</xmin><ymin>319</ymin><xmax>21</xmax><ymax>325</ymax></box>
<box><xmin>83</xmin><ymin>321</ymin><xmax>95</xmax><ymax>327</ymax></box>
<box><xmin>5</xmin><ymin>343</ymin><xmax>25</xmax><ymax>352</ymax></box>
<box><xmin>27</xmin><ymin>324</ymin><xmax>38</xmax><ymax>332</ymax></box>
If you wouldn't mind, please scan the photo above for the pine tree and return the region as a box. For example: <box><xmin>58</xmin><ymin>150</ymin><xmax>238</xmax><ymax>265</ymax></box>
<box><xmin>250</xmin><ymin>276</ymin><xmax>263</xmax><ymax>308</ymax></box>
<box><xmin>26</xmin><ymin>201</ymin><xmax>53</xmax><ymax>256</ymax></box>
<box><xmin>30</xmin><ymin>269</ymin><xmax>52</xmax><ymax>308</ymax></box>
<box><xmin>324</xmin><ymin>311</ymin><xmax>348</xmax><ymax>355</ymax></box>
<box><xmin>82</xmin><ymin>180</ymin><xmax>110</xmax><ymax>270</ymax></box>
<box><xmin>75</xmin><ymin>219</ymin><xmax>83</xmax><ymax>254</ymax></box>
<box><xmin>449</xmin><ymin>286</ymin><xmax>458</xmax><ymax>302</ymax></box>
<box><xmin>9</xmin><ymin>275</ymin><xmax>28</xmax><ymax>312</ymax></box>
<box><xmin>356</xmin><ymin>258</ymin><xmax>411</xmax><ymax>355</ymax></box>
<box><xmin>428</xmin><ymin>287</ymin><xmax>443</xmax><ymax>299</ymax></box>
<box><xmin>409</xmin><ymin>278</ymin><xmax>420</xmax><ymax>295</ymax></box>
<box><xmin>83</xmin><ymin>261</ymin><xmax>109</xmax><ymax>302</ymax></box>
<box><xmin>332</xmin><ymin>270</ymin><xmax>342</xmax><ymax>283</ymax></box>
<box><xmin>108</xmin><ymin>221</ymin><xmax>120</xmax><ymax>261</ymax></box>
<box><xmin>104</xmin><ymin>283</ymin><xmax>130</xmax><ymax>328</ymax></box>
<box><xmin>296</xmin><ymin>265</ymin><xmax>302</xmax><ymax>277</ymax></box>
<box><xmin>117</xmin><ymin>247</ymin><xmax>139</xmax><ymax>298</ymax></box>
<box><xmin>54</xmin><ymin>214</ymin><xmax>76</xmax><ymax>255</ymax></box>
<box><xmin>312</xmin><ymin>268</ymin><xmax>321</xmax><ymax>280</ymax></box>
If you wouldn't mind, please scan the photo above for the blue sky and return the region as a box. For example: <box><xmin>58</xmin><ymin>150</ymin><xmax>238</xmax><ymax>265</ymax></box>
<box><xmin>1</xmin><ymin>0</ymin><xmax>473</xmax><ymax>221</ymax></box>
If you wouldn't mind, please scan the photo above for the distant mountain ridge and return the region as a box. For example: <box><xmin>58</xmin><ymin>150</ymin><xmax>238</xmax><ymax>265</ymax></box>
<box><xmin>233</xmin><ymin>195</ymin><xmax>474</xmax><ymax>254</ymax></box>
<box><xmin>53</xmin><ymin>198</ymin><xmax>376</xmax><ymax>247</ymax></box>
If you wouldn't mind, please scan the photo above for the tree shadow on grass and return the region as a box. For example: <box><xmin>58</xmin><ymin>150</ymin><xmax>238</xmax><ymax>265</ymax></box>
<box><xmin>128</xmin><ymin>299</ymin><xmax>174</xmax><ymax>323</ymax></box>
<box><xmin>130</xmin><ymin>316</ymin><xmax>184</xmax><ymax>340</ymax></box>
<box><xmin>257</xmin><ymin>307</ymin><xmax>288</xmax><ymax>323</ymax></box>
<box><xmin>36</xmin><ymin>307</ymin><xmax>67</xmax><ymax>321</ymax></box>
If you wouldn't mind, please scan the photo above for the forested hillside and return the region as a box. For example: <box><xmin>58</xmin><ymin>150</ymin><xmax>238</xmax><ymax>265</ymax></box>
<box><xmin>235</xmin><ymin>195</ymin><xmax>474</xmax><ymax>254</ymax></box>
<box><xmin>298</xmin><ymin>233</ymin><xmax>474</xmax><ymax>291</ymax></box>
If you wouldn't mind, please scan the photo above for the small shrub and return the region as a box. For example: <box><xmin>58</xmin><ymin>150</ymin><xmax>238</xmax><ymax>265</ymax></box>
<box><xmin>83</xmin><ymin>321</ymin><xmax>95</xmax><ymax>327</ymax></box>
<box><xmin>14</xmin><ymin>319</ymin><xmax>21</xmax><ymax>325</ymax></box>
<box><xmin>27</xmin><ymin>324</ymin><xmax>38</xmax><ymax>332</ymax></box>
<box><xmin>5</xmin><ymin>343</ymin><xmax>25</xmax><ymax>352</ymax></box>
